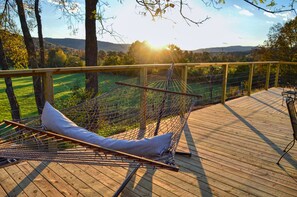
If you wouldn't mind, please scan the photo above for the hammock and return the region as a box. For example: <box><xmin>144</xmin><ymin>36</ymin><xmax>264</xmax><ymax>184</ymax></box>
<box><xmin>0</xmin><ymin>65</ymin><xmax>200</xmax><ymax>195</ymax></box>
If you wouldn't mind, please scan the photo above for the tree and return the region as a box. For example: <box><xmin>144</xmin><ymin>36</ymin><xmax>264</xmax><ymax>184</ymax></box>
<box><xmin>98</xmin><ymin>50</ymin><xmax>106</xmax><ymax>65</ymax></box>
<box><xmin>253</xmin><ymin>16</ymin><xmax>297</xmax><ymax>86</ymax></box>
<box><xmin>103</xmin><ymin>54</ymin><xmax>121</xmax><ymax>65</ymax></box>
<box><xmin>49</xmin><ymin>0</ymin><xmax>115</xmax><ymax>97</ymax></box>
<box><xmin>15</xmin><ymin>0</ymin><xmax>44</xmax><ymax>114</ymax></box>
<box><xmin>122</xmin><ymin>54</ymin><xmax>135</xmax><ymax>65</ymax></box>
<box><xmin>35</xmin><ymin>0</ymin><xmax>45</xmax><ymax>68</ymax></box>
<box><xmin>47</xmin><ymin>48</ymin><xmax>67</xmax><ymax>67</ymax></box>
<box><xmin>255</xmin><ymin>17</ymin><xmax>297</xmax><ymax>61</ymax></box>
<box><xmin>65</xmin><ymin>55</ymin><xmax>84</xmax><ymax>67</ymax></box>
<box><xmin>269</xmin><ymin>18</ymin><xmax>297</xmax><ymax>61</ymax></box>
<box><xmin>127</xmin><ymin>41</ymin><xmax>187</xmax><ymax>64</ymax></box>
<box><xmin>0</xmin><ymin>35</ymin><xmax>20</xmax><ymax>120</ymax></box>
<box><xmin>0</xmin><ymin>30</ymin><xmax>28</xmax><ymax>68</ymax></box>
<box><xmin>0</xmin><ymin>1</ymin><xmax>30</xmax><ymax>120</ymax></box>
<box><xmin>128</xmin><ymin>41</ymin><xmax>152</xmax><ymax>63</ymax></box>
<box><xmin>85</xmin><ymin>0</ymin><xmax>98</xmax><ymax>98</ymax></box>
<box><xmin>165</xmin><ymin>44</ymin><xmax>184</xmax><ymax>62</ymax></box>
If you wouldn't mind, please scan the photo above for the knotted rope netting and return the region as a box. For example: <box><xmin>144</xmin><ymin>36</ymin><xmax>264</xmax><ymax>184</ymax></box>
<box><xmin>0</xmin><ymin>65</ymin><xmax>200</xmax><ymax>170</ymax></box>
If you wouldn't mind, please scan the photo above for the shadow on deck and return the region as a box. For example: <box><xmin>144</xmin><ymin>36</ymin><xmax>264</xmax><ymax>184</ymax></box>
<box><xmin>0</xmin><ymin>87</ymin><xmax>296</xmax><ymax>196</ymax></box>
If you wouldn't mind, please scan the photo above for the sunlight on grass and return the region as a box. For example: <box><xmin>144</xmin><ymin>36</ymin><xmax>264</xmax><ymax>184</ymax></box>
<box><xmin>0</xmin><ymin>73</ymin><xmax>130</xmax><ymax>121</ymax></box>
<box><xmin>0</xmin><ymin>77</ymin><xmax>38</xmax><ymax>120</ymax></box>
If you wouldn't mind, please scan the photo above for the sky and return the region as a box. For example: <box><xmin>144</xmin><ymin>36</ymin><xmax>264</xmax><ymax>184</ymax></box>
<box><xmin>33</xmin><ymin>0</ymin><xmax>296</xmax><ymax>50</ymax></box>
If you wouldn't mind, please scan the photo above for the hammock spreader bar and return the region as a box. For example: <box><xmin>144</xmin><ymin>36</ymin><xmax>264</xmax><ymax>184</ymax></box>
<box><xmin>0</xmin><ymin>66</ymin><xmax>198</xmax><ymax>196</ymax></box>
<box><xmin>2</xmin><ymin>120</ymin><xmax>179</xmax><ymax>172</ymax></box>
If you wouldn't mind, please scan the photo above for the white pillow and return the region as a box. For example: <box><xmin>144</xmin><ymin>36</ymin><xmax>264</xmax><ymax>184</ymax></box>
<box><xmin>41</xmin><ymin>102</ymin><xmax>172</xmax><ymax>157</ymax></box>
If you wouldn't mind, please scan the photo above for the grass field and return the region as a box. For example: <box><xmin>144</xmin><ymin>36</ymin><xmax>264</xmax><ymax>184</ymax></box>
<box><xmin>0</xmin><ymin>72</ymin><xmax>247</xmax><ymax>121</ymax></box>
<box><xmin>0</xmin><ymin>73</ymin><xmax>130</xmax><ymax>121</ymax></box>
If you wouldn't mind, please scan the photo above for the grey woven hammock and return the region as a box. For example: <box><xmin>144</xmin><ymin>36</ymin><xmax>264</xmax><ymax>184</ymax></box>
<box><xmin>0</xmin><ymin>65</ymin><xmax>200</xmax><ymax>194</ymax></box>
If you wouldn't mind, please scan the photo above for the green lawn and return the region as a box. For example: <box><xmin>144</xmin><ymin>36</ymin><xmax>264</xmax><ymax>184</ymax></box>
<box><xmin>0</xmin><ymin>73</ymin><xmax>230</xmax><ymax>121</ymax></box>
<box><xmin>0</xmin><ymin>73</ymin><xmax>129</xmax><ymax>121</ymax></box>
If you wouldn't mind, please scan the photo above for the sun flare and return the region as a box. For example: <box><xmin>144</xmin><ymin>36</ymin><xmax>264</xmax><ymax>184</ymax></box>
<box><xmin>147</xmin><ymin>41</ymin><xmax>167</xmax><ymax>50</ymax></box>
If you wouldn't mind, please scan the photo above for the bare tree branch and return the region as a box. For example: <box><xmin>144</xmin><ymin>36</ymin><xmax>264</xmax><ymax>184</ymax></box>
<box><xmin>135</xmin><ymin>0</ymin><xmax>296</xmax><ymax>26</ymax></box>
<box><xmin>289</xmin><ymin>0</ymin><xmax>297</xmax><ymax>15</ymax></box>
<box><xmin>96</xmin><ymin>0</ymin><xmax>123</xmax><ymax>42</ymax></box>
<box><xmin>180</xmin><ymin>0</ymin><xmax>210</xmax><ymax>26</ymax></box>
<box><xmin>1</xmin><ymin>0</ymin><xmax>18</xmax><ymax>30</ymax></box>
<box><xmin>242</xmin><ymin>0</ymin><xmax>296</xmax><ymax>14</ymax></box>
<box><xmin>1</xmin><ymin>0</ymin><xmax>9</xmax><ymax>16</ymax></box>
<box><xmin>135</xmin><ymin>0</ymin><xmax>211</xmax><ymax>25</ymax></box>
<box><xmin>47</xmin><ymin>0</ymin><xmax>83</xmax><ymax>34</ymax></box>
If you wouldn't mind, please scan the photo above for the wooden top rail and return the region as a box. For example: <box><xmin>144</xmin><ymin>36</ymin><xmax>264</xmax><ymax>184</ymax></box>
<box><xmin>0</xmin><ymin>61</ymin><xmax>291</xmax><ymax>78</ymax></box>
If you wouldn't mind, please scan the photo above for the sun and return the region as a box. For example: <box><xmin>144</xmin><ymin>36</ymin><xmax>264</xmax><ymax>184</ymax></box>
<box><xmin>147</xmin><ymin>41</ymin><xmax>167</xmax><ymax>50</ymax></box>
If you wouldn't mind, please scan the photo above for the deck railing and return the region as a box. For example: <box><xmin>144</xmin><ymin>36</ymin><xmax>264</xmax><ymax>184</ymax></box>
<box><xmin>0</xmin><ymin>61</ymin><xmax>296</xmax><ymax>119</ymax></box>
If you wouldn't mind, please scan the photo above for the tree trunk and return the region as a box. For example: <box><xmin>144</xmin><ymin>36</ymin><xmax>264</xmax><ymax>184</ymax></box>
<box><xmin>16</xmin><ymin>0</ymin><xmax>44</xmax><ymax>114</ymax></box>
<box><xmin>34</xmin><ymin>0</ymin><xmax>45</xmax><ymax>68</ymax></box>
<box><xmin>85</xmin><ymin>0</ymin><xmax>98</xmax><ymax>98</ymax></box>
<box><xmin>0</xmin><ymin>38</ymin><xmax>21</xmax><ymax>121</ymax></box>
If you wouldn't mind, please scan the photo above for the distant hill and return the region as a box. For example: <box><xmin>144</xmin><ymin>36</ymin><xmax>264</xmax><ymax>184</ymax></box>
<box><xmin>42</xmin><ymin>38</ymin><xmax>257</xmax><ymax>54</ymax></box>
<box><xmin>44</xmin><ymin>38</ymin><xmax>130</xmax><ymax>53</ymax></box>
<box><xmin>193</xmin><ymin>46</ymin><xmax>257</xmax><ymax>53</ymax></box>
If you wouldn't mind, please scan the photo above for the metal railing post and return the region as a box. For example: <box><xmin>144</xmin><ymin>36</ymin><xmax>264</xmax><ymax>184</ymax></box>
<box><xmin>248</xmin><ymin>64</ymin><xmax>254</xmax><ymax>96</ymax></box>
<box><xmin>221</xmin><ymin>64</ymin><xmax>228</xmax><ymax>104</ymax></box>
<box><xmin>275</xmin><ymin>64</ymin><xmax>280</xmax><ymax>87</ymax></box>
<box><xmin>265</xmin><ymin>64</ymin><xmax>271</xmax><ymax>90</ymax></box>
<box><xmin>139</xmin><ymin>67</ymin><xmax>147</xmax><ymax>130</ymax></box>
<box><xmin>181</xmin><ymin>66</ymin><xmax>188</xmax><ymax>114</ymax></box>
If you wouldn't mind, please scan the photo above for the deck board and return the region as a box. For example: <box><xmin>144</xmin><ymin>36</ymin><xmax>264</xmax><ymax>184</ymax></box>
<box><xmin>5</xmin><ymin>164</ymin><xmax>46</xmax><ymax>197</ymax></box>
<box><xmin>1</xmin><ymin>87</ymin><xmax>297</xmax><ymax>196</ymax></box>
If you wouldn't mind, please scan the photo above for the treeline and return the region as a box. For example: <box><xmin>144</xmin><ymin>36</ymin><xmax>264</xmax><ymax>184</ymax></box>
<box><xmin>2</xmin><ymin>14</ymin><xmax>296</xmax><ymax>68</ymax></box>
<box><xmin>100</xmin><ymin>41</ymin><xmax>253</xmax><ymax>65</ymax></box>
<box><xmin>40</xmin><ymin>40</ymin><xmax>253</xmax><ymax>68</ymax></box>
<box><xmin>47</xmin><ymin>48</ymin><xmax>84</xmax><ymax>67</ymax></box>
<box><xmin>4</xmin><ymin>12</ymin><xmax>296</xmax><ymax>69</ymax></box>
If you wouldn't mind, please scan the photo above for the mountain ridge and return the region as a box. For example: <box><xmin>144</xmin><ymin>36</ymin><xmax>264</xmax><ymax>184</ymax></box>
<box><xmin>43</xmin><ymin>37</ymin><xmax>257</xmax><ymax>53</ymax></box>
<box><xmin>44</xmin><ymin>38</ymin><xmax>130</xmax><ymax>52</ymax></box>
<box><xmin>193</xmin><ymin>45</ymin><xmax>257</xmax><ymax>53</ymax></box>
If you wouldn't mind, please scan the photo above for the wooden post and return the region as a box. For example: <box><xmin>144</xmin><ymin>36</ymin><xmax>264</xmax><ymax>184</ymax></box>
<box><xmin>181</xmin><ymin>66</ymin><xmax>188</xmax><ymax>93</ymax></box>
<box><xmin>42</xmin><ymin>72</ymin><xmax>54</xmax><ymax>104</ymax></box>
<box><xmin>139</xmin><ymin>67</ymin><xmax>147</xmax><ymax>130</ymax></box>
<box><xmin>221</xmin><ymin>64</ymin><xmax>228</xmax><ymax>104</ymax></box>
<box><xmin>248</xmin><ymin>64</ymin><xmax>254</xmax><ymax>96</ymax></box>
<box><xmin>265</xmin><ymin>64</ymin><xmax>271</xmax><ymax>90</ymax></box>
<box><xmin>275</xmin><ymin>64</ymin><xmax>280</xmax><ymax>87</ymax></box>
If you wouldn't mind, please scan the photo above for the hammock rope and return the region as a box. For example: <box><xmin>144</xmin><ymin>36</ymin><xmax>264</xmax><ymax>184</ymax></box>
<box><xmin>0</xmin><ymin>66</ymin><xmax>200</xmax><ymax>170</ymax></box>
<box><xmin>0</xmin><ymin>120</ymin><xmax>179</xmax><ymax>170</ymax></box>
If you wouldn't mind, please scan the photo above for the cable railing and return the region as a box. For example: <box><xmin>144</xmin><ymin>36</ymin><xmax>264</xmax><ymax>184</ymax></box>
<box><xmin>0</xmin><ymin>61</ymin><xmax>296</xmax><ymax>120</ymax></box>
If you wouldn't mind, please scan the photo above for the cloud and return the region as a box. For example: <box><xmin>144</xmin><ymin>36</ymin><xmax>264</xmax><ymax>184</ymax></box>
<box><xmin>263</xmin><ymin>11</ymin><xmax>295</xmax><ymax>21</ymax></box>
<box><xmin>47</xmin><ymin>0</ymin><xmax>59</xmax><ymax>5</ymax></box>
<box><xmin>266</xmin><ymin>21</ymin><xmax>274</xmax><ymax>24</ymax></box>
<box><xmin>47</xmin><ymin>0</ymin><xmax>81</xmax><ymax>14</ymax></box>
<box><xmin>276</xmin><ymin>12</ymin><xmax>294</xmax><ymax>21</ymax></box>
<box><xmin>233</xmin><ymin>4</ymin><xmax>253</xmax><ymax>17</ymax></box>
<box><xmin>233</xmin><ymin>5</ymin><xmax>242</xmax><ymax>10</ymax></box>
<box><xmin>239</xmin><ymin>9</ymin><xmax>254</xmax><ymax>16</ymax></box>
<box><xmin>263</xmin><ymin>12</ymin><xmax>276</xmax><ymax>18</ymax></box>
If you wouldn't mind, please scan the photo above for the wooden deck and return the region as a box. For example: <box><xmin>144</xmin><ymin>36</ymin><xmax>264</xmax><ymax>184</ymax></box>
<box><xmin>0</xmin><ymin>87</ymin><xmax>296</xmax><ymax>197</ymax></box>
